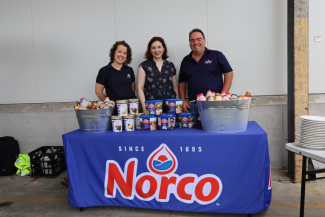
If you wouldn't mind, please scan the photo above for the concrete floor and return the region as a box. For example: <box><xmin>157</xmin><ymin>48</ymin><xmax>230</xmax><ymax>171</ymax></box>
<box><xmin>0</xmin><ymin>170</ymin><xmax>325</xmax><ymax>217</ymax></box>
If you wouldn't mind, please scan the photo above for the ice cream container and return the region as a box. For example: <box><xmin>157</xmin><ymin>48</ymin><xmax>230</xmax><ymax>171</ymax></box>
<box><xmin>116</xmin><ymin>100</ymin><xmax>128</xmax><ymax>116</ymax></box>
<box><xmin>128</xmin><ymin>99</ymin><xmax>139</xmax><ymax>115</ymax></box>
<box><xmin>165</xmin><ymin>114</ymin><xmax>176</xmax><ymax>130</ymax></box>
<box><xmin>111</xmin><ymin>116</ymin><xmax>123</xmax><ymax>132</ymax></box>
<box><xmin>140</xmin><ymin>115</ymin><xmax>157</xmax><ymax>131</ymax></box>
<box><xmin>135</xmin><ymin>113</ymin><xmax>144</xmax><ymax>130</ymax></box>
<box><xmin>155</xmin><ymin>100</ymin><xmax>163</xmax><ymax>115</ymax></box>
<box><xmin>145</xmin><ymin>100</ymin><xmax>156</xmax><ymax>116</ymax></box>
<box><xmin>175</xmin><ymin>99</ymin><xmax>183</xmax><ymax>114</ymax></box>
<box><xmin>159</xmin><ymin>115</ymin><xmax>169</xmax><ymax>130</ymax></box>
<box><xmin>167</xmin><ymin>99</ymin><xmax>177</xmax><ymax>114</ymax></box>
<box><xmin>183</xmin><ymin>113</ymin><xmax>196</xmax><ymax>128</ymax></box>
<box><xmin>177</xmin><ymin>113</ymin><xmax>190</xmax><ymax>128</ymax></box>
<box><xmin>123</xmin><ymin>115</ymin><xmax>135</xmax><ymax>131</ymax></box>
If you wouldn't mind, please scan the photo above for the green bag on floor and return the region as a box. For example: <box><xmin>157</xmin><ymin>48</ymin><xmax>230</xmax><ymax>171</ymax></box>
<box><xmin>14</xmin><ymin>154</ymin><xmax>31</xmax><ymax>176</ymax></box>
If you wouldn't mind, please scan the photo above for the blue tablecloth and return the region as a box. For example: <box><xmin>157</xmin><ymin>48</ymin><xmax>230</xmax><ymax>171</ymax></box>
<box><xmin>62</xmin><ymin>121</ymin><xmax>271</xmax><ymax>214</ymax></box>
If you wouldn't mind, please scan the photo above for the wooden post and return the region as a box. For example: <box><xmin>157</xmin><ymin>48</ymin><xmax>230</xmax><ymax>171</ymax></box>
<box><xmin>293</xmin><ymin>0</ymin><xmax>309</xmax><ymax>182</ymax></box>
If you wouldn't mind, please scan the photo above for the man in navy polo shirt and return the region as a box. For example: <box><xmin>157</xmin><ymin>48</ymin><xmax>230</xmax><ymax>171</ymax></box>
<box><xmin>178</xmin><ymin>28</ymin><xmax>234</xmax><ymax>115</ymax></box>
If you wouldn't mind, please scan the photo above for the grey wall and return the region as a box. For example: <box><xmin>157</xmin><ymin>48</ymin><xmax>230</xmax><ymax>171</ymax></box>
<box><xmin>1</xmin><ymin>0</ymin><xmax>288</xmax><ymax>104</ymax></box>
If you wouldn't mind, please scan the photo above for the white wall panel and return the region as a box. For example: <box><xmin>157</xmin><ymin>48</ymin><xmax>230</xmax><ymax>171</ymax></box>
<box><xmin>115</xmin><ymin>0</ymin><xmax>207</xmax><ymax>83</ymax></box>
<box><xmin>0</xmin><ymin>0</ymin><xmax>292</xmax><ymax>103</ymax></box>
<box><xmin>309</xmin><ymin>0</ymin><xmax>325</xmax><ymax>93</ymax></box>
<box><xmin>207</xmin><ymin>0</ymin><xmax>287</xmax><ymax>95</ymax></box>
<box><xmin>0</xmin><ymin>0</ymin><xmax>38</xmax><ymax>103</ymax></box>
<box><xmin>32</xmin><ymin>0</ymin><xmax>116</xmax><ymax>102</ymax></box>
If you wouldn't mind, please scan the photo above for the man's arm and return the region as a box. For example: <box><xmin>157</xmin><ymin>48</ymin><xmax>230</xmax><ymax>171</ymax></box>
<box><xmin>221</xmin><ymin>71</ymin><xmax>234</xmax><ymax>93</ymax></box>
<box><xmin>178</xmin><ymin>82</ymin><xmax>190</xmax><ymax>112</ymax></box>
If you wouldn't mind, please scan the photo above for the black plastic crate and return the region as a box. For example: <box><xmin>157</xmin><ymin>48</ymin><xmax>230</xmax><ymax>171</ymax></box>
<box><xmin>28</xmin><ymin>146</ymin><xmax>66</xmax><ymax>178</ymax></box>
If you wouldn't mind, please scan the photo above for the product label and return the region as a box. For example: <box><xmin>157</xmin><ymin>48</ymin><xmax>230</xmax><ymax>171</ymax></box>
<box><xmin>136</xmin><ymin>117</ymin><xmax>142</xmax><ymax>130</ymax></box>
<box><xmin>161</xmin><ymin>118</ymin><xmax>169</xmax><ymax>130</ymax></box>
<box><xmin>118</xmin><ymin>103</ymin><xmax>128</xmax><ymax>116</ymax></box>
<box><xmin>168</xmin><ymin>117</ymin><xmax>176</xmax><ymax>130</ymax></box>
<box><xmin>129</xmin><ymin>102</ymin><xmax>138</xmax><ymax>114</ymax></box>
<box><xmin>168</xmin><ymin>102</ymin><xmax>176</xmax><ymax>114</ymax></box>
<box><xmin>150</xmin><ymin>118</ymin><xmax>157</xmax><ymax>131</ymax></box>
<box><xmin>112</xmin><ymin>120</ymin><xmax>122</xmax><ymax>132</ymax></box>
<box><xmin>124</xmin><ymin>118</ymin><xmax>135</xmax><ymax>131</ymax></box>
<box><xmin>142</xmin><ymin>118</ymin><xmax>151</xmax><ymax>131</ymax></box>
<box><xmin>176</xmin><ymin>101</ymin><xmax>183</xmax><ymax>114</ymax></box>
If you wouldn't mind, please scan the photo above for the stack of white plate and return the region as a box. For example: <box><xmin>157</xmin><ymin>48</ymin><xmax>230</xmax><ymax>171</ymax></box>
<box><xmin>296</xmin><ymin>116</ymin><xmax>325</xmax><ymax>149</ymax></box>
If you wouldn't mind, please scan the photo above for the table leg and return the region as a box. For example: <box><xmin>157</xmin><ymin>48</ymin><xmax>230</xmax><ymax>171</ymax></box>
<box><xmin>80</xmin><ymin>208</ymin><xmax>84</xmax><ymax>212</ymax></box>
<box><xmin>300</xmin><ymin>156</ymin><xmax>307</xmax><ymax>217</ymax></box>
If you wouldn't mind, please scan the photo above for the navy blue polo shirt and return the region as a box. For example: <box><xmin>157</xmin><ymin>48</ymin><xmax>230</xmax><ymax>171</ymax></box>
<box><xmin>96</xmin><ymin>63</ymin><xmax>136</xmax><ymax>101</ymax></box>
<box><xmin>179</xmin><ymin>48</ymin><xmax>233</xmax><ymax>101</ymax></box>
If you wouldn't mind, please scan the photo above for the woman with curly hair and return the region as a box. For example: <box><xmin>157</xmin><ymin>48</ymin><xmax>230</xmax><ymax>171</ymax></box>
<box><xmin>95</xmin><ymin>40</ymin><xmax>136</xmax><ymax>103</ymax></box>
<box><xmin>137</xmin><ymin>37</ymin><xmax>179</xmax><ymax>114</ymax></box>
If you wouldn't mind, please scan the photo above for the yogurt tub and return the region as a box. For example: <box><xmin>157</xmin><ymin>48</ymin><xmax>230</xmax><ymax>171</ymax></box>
<box><xmin>175</xmin><ymin>99</ymin><xmax>183</xmax><ymax>114</ymax></box>
<box><xmin>128</xmin><ymin>99</ymin><xmax>139</xmax><ymax>115</ymax></box>
<box><xmin>145</xmin><ymin>100</ymin><xmax>156</xmax><ymax>116</ymax></box>
<box><xmin>111</xmin><ymin>116</ymin><xmax>123</xmax><ymax>132</ymax></box>
<box><xmin>155</xmin><ymin>100</ymin><xmax>163</xmax><ymax>115</ymax></box>
<box><xmin>177</xmin><ymin>113</ymin><xmax>190</xmax><ymax>128</ymax></box>
<box><xmin>116</xmin><ymin>100</ymin><xmax>128</xmax><ymax>116</ymax></box>
<box><xmin>140</xmin><ymin>115</ymin><xmax>157</xmax><ymax>131</ymax></box>
<box><xmin>123</xmin><ymin>115</ymin><xmax>135</xmax><ymax>131</ymax></box>
<box><xmin>135</xmin><ymin>113</ymin><xmax>144</xmax><ymax>130</ymax></box>
<box><xmin>167</xmin><ymin>99</ymin><xmax>177</xmax><ymax>114</ymax></box>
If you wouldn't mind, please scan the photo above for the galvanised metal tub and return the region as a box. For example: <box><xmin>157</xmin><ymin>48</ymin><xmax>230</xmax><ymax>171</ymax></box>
<box><xmin>75</xmin><ymin>108</ymin><xmax>114</xmax><ymax>133</ymax></box>
<box><xmin>197</xmin><ymin>99</ymin><xmax>252</xmax><ymax>133</ymax></box>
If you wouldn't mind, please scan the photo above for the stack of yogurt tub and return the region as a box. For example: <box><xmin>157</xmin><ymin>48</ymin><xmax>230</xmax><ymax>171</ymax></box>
<box><xmin>111</xmin><ymin>99</ymin><xmax>144</xmax><ymax>132</ymax></box>
<box><xmin>139</xmin><ymin>99</ymin><xmax>196</xmax><ymax>131</ymax></box>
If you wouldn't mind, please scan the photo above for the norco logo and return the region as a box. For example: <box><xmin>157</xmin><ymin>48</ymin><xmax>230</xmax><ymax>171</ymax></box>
<box><xmin>161</xmin><ymin>119</ymin><xmax>168</xmax><ymax>124</ymax></box>
<box><xmin>148</xmin><ymin>104</ymin><xmax>155</xmax><ymax>109</ymax></box>
<box><xmin>169</xmin><ymin>102</ymin><xmax>175</xmax><ymax>107</ymax></box>
<box><xmin>143</xmin><ymin>119</ymin><xmax>150</xmax><ymax>124</ymax></box>
<box><xmin>181</xmin><ymin>117</ymin><xmax>188</xmax><ymax>122</ymax></box>
<box><xmin>104</xmin><ymin>144</ymin><xmax>223</xmax><ymax>205</ymax></box>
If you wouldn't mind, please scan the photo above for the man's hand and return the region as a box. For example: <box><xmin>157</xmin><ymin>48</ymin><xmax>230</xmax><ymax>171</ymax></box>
<box><xmin>178</xmin><ymin>82</ymin><xmax>189</xmax><ymax>112</ymax></box>
<box><xmin>182</xmin><ymin>100</ymin><xmax>190</xmax><ymax>113</ymax></box>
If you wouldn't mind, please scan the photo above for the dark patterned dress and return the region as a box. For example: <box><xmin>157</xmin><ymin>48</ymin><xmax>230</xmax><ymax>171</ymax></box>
<box><xmin>139</xmin><ymin>60</ymin><xmax>177</xmax><ymax>101</ymax></box>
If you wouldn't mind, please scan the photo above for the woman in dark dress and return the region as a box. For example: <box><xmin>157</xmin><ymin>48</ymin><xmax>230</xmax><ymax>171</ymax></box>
<box><xmin>137</xmin><ymin>37</ymin><xmax>179</xmax><ymax>114</ymax></box>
